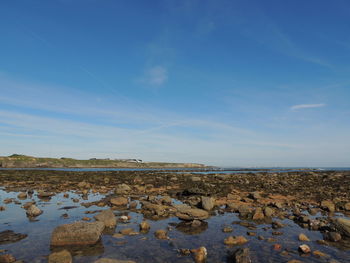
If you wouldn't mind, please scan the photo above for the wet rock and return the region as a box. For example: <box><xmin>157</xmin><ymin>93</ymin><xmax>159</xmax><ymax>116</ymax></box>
<box><xmin>154</xmin><ymin>229</ymin><xmax>168</xmax><ymax>239</ymax></box>
<box><xmin>272</xmin><ymin>221</ymin><xmax>284</xmax><ymax>229</ymax></box>
<box><xmin>51</xmin><ymin>221</ymin><xmax>105</xmax><ymax>246</ymax></box>
<box><xmin>94</xmin><ymin>259</ymin><xmax>136</xmax><ymax>263</ymax></box>
<box><xmin>119</xmin><ymin>228</ymin><xmax>134</xmax><ymax>235</ymax></box>
<box><xmin>249</xmin><ymin>191</ymin><xmax>261</xmax><ymax>200</ymax></box>
<box><xmin>201</xmin><ymin>196</ymin><xmax>214</xmax><ymax>211</ymax></box>
<box><xmin>230</xmin><ymin>247</ymin><xmax>251</xmax><ymax>263</ymax></box>
<box><xmin>264</xmin><ymin>207</ymin><xmax>274</xmax><ymax>217</ymax></box>
<box><xmin>139</xmin><ymin>221</ymin><xmax>150</xmax><ymax>232</ymax></box>
<box><xmin>175</xmin><ymin>205</ymin><xmax>209</xmax><ymax>220</ymax></box>
<box><xmin>0</xmin><ymin>254</ymin><xmax>16</xmax><ymax>263</ymax></box>
<box><xmin>321</xmin><ymin>200</ymin><xmax>335</xmax><ymax>212</ymax></box>
<box><xmin>312</xmin><ymin>250</ymin><xmax>327</xmax><ymax>257</ymax></box>
<box><xmin>0</xmin><ymin>230</ymin><xmax>27</xmax><ymax>245</ymax></box>
<box><xmin>160</xmin><ymin>196</ymin><xmax>172</xmax><ymax>205</ymax></box>
<box><xmin>110</xmin><ymin>197</ymin><xmax>128</xmax><ymax>207</ymax></box>
<box><xmin>333</xmin><ymin>217</ymin><xmax>350</xmax><ymax>237</ymax></box>
<box><xmin>298</xmin><ymin>233</ymin><xmax>310</xmax><ymax>241</ymax></box>
<box><xmin>77</xmin><ymin>181</ymin><xmax>90</xmax><ymax>189</ymax></box>
<box><xmin>238</xmin><ymin>205</ymin><xmax>253</xmax><ymax>218</ymax></box>
<box><xmin>298</xmin><ymin>244</ymin><xmax>311</xmax><ymax>253</ymax></box>
<box><xmin>344</xmin><ymin>202</ymin><xmax>350</xmax><ymax>211</ymax></box>
<box><xmin>190</xmin><ymin>247</ymin><xmax>207</xmax><ymax>263</ymax></box>
<box><xmin>17</xmin><ymin>192</ymin><xmax>27</xmax><ymax>199</ymax></box>
<box><xmin>176</xmin><ymin>220</ymin><xmax>208</xmax><ymax>235</ymax></box>
<box><xmin>129</xmin><ymin>201</ymin><xmax>137</xmax><ymax>209</ymax></box>
<box><xmin>48</xmin><ymin>249</ymin><xmax>72</xmax><ymax>263</ymax></box>
<box><xmin>222</xmin><ymin>227</ymin><xmax>233</xmax><ymax>233</ymax></box>
<box><xmin>115</xmin><ymin>184</ymin><xmax>131</xmax><ymax>195</ymax></box>
<box><xmin>142</xmin><ymin>202</ymin><xmax>170</xmax><ymax>217</ymax></box>
<box><xmin>37</xmin><ymin>191</ymin><xmax>54</xmax><ymax>198</ymax></box>
<box><xmin>252</xmin><ymin>207</ymin><xmax>264</xmax><ymax>220</ymax></box>
<box><xmin>94</xmin><ymin>209</ymin><xmax>116</xmax><ymax>228</ymax></box>
<box><xmin>224</xmin><ymin>236</ymin><xmax>248</xmax><ymax>246</ymax></box>
<box><xmin>0</xmin><ymin>206</ymin><xmax>5</xmax><ymax>211</ymax></box>
<box><xmin>26</xmin><ymin>204</ymin><xmax>43</xmax><ymax>217</ymax></box>
<box><xmin>323</xmin><ymin>232</ymin><xmax>342</xmax><ymax>242</ymax></box>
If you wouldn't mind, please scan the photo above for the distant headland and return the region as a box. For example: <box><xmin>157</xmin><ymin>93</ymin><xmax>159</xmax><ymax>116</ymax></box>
<box><xmin>0</xmin><ymin>154</ymin><xmax>208</xmax><ymax>169</ymax></box>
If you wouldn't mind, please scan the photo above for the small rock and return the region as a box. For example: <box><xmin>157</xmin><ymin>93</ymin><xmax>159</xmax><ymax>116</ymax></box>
<box><xmin>94</xmin><ymin>259</ymin><xmax>136</xmax><ymax>263</ymax></box>
<box><xmin>201</xmin><ymin>196</ymin><xmax>214</xmax><ymax>211</ymax></box>
<box><xmin>333</xmin><ymin>217</ymin><xmax>350</xmax><ymax>237</ymax></box>
<box><xmin>94</xmin><ymin>209</ymin><xmax>116</xmax><ymax>228</ymax></box>
<box><xmin>312</xmin><ymin>250</ymin><xmax>327</xmax><ymax>257</ymax></box>
<box><xmin>252</xmin><ymin>207</ymin><xmax>264</xmax><ymax>220</ymax></box>
<box><xmin>299</xmin><ymin>244</ymin><xmax>311</xmax><ymax>253</ymax></box>
<box><xmin>119</xmin><ymin>228</ymin><xmax>134</xmax><ymax>235</ymax></box>
<box><xmin>222</xmin><ymin>227</ymin><xmax>233</xmax><ymax>233</ymax></box>
<box><xmin>139</xmin><ymin>221</ymin><xmax>150</xmax><ymax>231</ymax></box>
<box><xmin>264</xmin><ymin>207</ymin><xmax>274</xmax><ymax>217</ymax></box>
<box><xmin>48</xmin><ymin>249</ymin><xmax>72</xmax><ymax>263</ymax></box>
<box><xmin>110</xmin><ymin>197</ymin><xmax>128</xmax><ymax>207</ymax></box>
<box><xmin>224</xmin><ymin>236</ymin><xmax>248</xmax><ymax>246</ymax></box>
<box><xmin>190</xmin><ymin>247</ymin><xmax>207</xmax><ymax>263</ymax></box>
<box><xmin>26</xmin><ymin>204</ymin><xmax>43</xmax><ymax>217</ymax></box>
<box><xmin>321</xmin><ymin>200</ymin><xmax>335</xmax><ymax>212</ymax></box>
<box><xmin>0</xmin><ymin>206</ymin><xmax>5</xmax><ymax>211</ymax></box>
<box><xmin>154</xmin><ymin>229</ymin><xmax>168</xmax><ymax>239</ymax></box>
<box><xmin>323</xmin><ymin>232</ymin><xmax>341</xmax><ymax>242</ymax></box>
<box><xmin>17</xmin><ymin>192</ymin><xmax>27</xmax><ymax>199</ymax></box>
<box><xmin>115</xmin><ymin>184</ymin><xmax>131</xmax><ymax>195</ymax></box>
<box><xmin>0</xmin><ymin>254</ymin><xmax>16</xmax><ymax>263</ymax></box>
<box><xmin>298</xmin><ymin>233</ymin><xmax>310</xmax><ymax>241</ymax></box>
<box><xmin>231</xmin><ymin>248</ymin><xmax>252</xmax><ymax>263</ymax></box>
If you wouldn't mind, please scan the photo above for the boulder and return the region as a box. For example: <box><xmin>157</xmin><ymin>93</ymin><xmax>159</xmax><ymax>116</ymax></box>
<box><xmin>201</xmin><ymin>196</ymin><xmax>214</xmax><ymax>211</ymax></box>
<box><xmin>48</xmin><ymin>249</ymin><xmax>72</xmax><ymax>263</ymax></box>
<box><xmin>94</xmin><ymin>209</ymin><xmax>116</xmax><ymax>228</ymax></box>
<box><xmin>26</xmin><ymin>204</ymin><xmax>43</xmax><ymax>217</ymax></box>
<box><xmin>51</xmin><ymin>221</ymin><xmax>105</xmax><ymax>246</ymax></box>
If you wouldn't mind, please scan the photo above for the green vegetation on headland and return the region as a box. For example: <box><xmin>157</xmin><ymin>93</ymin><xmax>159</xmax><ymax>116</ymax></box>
<box><xmin>0</xmin><ymin>154</ymin><xmax>208</xmax><ymax>168</ymax></box>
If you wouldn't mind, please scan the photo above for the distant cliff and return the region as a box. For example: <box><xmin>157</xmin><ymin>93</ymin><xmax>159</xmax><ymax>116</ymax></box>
<box><xmin>0</xmin><ymin>154</ymin><xmax>208</xmax><ymax>169</ymax></box>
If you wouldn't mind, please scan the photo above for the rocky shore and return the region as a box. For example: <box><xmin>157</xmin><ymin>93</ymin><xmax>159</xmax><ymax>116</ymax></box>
<box><xmin>0</xmin><ymin>169</ymin><xmax>349</xmax><ymax>262</ymax></box>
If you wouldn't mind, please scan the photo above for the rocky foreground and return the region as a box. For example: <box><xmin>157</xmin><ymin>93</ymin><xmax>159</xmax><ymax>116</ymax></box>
<box><xmin>0</xmin><ymin>169</ymin><xmax>350</xmax><ymax>262</ymax></box>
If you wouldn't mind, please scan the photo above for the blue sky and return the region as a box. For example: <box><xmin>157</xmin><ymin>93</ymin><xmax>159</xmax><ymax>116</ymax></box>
<box><xmin>0</xmin><ymin>0</ymin><xmax>350</xmax><ymax>167</ymax></box>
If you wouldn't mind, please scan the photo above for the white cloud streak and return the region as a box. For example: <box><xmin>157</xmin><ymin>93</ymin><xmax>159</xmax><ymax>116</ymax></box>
<box><xmin>290</xmin><ymin>104</ymin><xmax>326</xmax><ymax>111</ymax></box>
<box><xmin>143</xmin><ymin>66</ymin><xmax>168</xmax><ymax>86</ymax></box>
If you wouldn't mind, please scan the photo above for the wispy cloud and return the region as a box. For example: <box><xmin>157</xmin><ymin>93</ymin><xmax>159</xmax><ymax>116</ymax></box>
<box><xmin>290</xmin><ymin>104</ymin><xmax>326</xmax><ymax>111</ymax></box>
<box><xmin>142</xmin><ymin>65</ymin><xmax>168</xmax><ymax>86</ymax></box>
